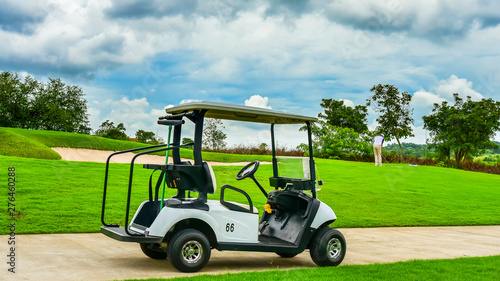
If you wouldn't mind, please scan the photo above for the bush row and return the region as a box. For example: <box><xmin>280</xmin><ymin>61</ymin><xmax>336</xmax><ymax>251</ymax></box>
<box><xmin>213</xmin><ymin>143</ymin><xmax>500</xmax><ymax>175</ymax></box>
<box><xmin>203</xmin><ymin>143</ymin><xmax>303</xmax><ymax>157</ymax></box>
<box><xmin>382</xmin><ymin>153</ymin><xmax>500</xmax><ymax>175</ymax></box>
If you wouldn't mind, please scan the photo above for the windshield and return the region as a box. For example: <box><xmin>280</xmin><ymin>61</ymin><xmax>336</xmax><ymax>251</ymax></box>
<box><xmin>276</xmin><ymin>156</ymin><xmax>311</xmax><ymax>179</ymax></box>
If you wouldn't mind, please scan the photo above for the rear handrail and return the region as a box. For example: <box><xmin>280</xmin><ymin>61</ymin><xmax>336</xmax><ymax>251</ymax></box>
<box><xmin>101</xmin><ymin>143</ymin><xmax>195</xmax><ymax>237</ymax></box>
<box><xmin>124</xmin><ymin>143</ymin><xmax>195</xmax><ymax>236</ymax></box>
<box><xmin>101</xmin><ymin>143</ymin><xmax>192</xmax><ymax>227</ymax></box>
<box><xmin>101</xmin><ymin>144</ymin><xmax>168</xmax><ymax>227</ymax></box>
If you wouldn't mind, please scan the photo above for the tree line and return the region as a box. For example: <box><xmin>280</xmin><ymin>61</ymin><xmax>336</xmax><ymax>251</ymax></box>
<box><xmin>0</xmin><ymin>71</ymin><xmax>163</xmax><ymax>145</ymax></box>
<box><xmin>0</xmin><ymin>71</ymin><xmax>91</xmax><ymax>134</ymax></box>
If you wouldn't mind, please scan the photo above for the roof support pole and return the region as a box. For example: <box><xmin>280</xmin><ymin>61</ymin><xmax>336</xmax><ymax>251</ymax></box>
<box><xmin>270</xmin><ymin>123</ymin><xmax>279</xmax><ymax>178</ymax></box>
<box><xmin>306</xmin><ymin>121</ymin><xmax>317</xmax><ymax>198</ymax></box>
<box><xmin>193</xmin><ymin>110</ymin><xmax>207</xmax><ymax>166</ymax></box>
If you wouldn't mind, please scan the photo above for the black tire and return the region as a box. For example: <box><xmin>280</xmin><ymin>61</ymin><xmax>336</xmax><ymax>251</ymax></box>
<box><xmin>140</xmin><ymin>243</ymin><xmax>167</xmax><ymax>259</ymax></box>
<box><xmin>276</xmin><ymin>252</ymin><xmax>301</xmax><ymax>258</ymax></box>
<box><xmin>167</xmin><ymin>229</ymin><xmax>211</xmax><ymax>272</ymax></box>
<box><xmin>309</xmin><ymin>227</ymin><xmax>346</xmax><ymax>267</ymax></box>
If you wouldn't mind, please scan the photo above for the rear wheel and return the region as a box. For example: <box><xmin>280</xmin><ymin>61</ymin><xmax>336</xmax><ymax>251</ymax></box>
<box><xmin>167</xmin><ymin>229</ymin><xmax>211</xmax><ymax>272</ymax></box>
<box><xmin>140</xmin><ymin>243</ymin><xmax>167</xmax><ymax>259</ymax></box>
<box><xmin>310</xmin><ymin>227</ymin><xmax>346</xmax><ymax>266</ymax></box>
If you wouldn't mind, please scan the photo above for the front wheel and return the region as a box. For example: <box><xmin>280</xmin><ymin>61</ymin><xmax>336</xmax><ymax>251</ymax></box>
<box><xmin>310</xmin><ymin>227</ymin><xmax>346</xmax><ymax>267</ymax></box>
<box><xmin>167</xmin><ymin>229</ymin><xmax>211</xmax><ymax>272</ymax></box>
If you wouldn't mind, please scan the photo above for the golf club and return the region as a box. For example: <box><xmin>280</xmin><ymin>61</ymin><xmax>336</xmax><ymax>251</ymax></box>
<box><xmin>381</xmin><ymin>153</ymin><xmax>391</xmax><ymax>166</ymax></box>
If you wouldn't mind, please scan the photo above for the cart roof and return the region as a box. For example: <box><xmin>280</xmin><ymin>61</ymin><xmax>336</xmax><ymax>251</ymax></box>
<box><xmin>165</xmin><ymin>101</ymin><xmax>317</xmax><ymax>124</ymax></box>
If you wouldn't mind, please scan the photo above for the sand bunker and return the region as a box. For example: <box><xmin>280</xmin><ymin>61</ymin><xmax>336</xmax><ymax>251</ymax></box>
<box><xmin>51</xmin><ymin>147</ymin><xmax>265</xmax><ymax>166</ymax></box>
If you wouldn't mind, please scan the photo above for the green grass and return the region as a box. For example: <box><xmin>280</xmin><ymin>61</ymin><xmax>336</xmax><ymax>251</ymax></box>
<box><xmin>124</xmin><ymin>255</ymin><xmax>500</xmax><ymax>281</ymax></box>
<box><xmin>1</xmin><ymin>154</ymin><xmax>499</xmax><ymax>234</ymax></box>
<box><xmin>2</xmin><ymin>127</ymin><xmax>152</xmax><ymax>151</ymax></box>
<box><xmin>0</xmin><ymin>128</ymin><xmax>61</xmax><ymax>159</ymax></box>
<box><xmin>315</xmin><ymin>159</ymin><xmax>500</xmax><ymax>227</ymax></box>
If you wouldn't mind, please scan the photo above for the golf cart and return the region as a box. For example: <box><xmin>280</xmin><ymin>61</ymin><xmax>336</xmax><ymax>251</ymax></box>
<box><xmin>100</xmin><ymin>101</ymin><xmax>346</xmax><ymax>272</ymax></box>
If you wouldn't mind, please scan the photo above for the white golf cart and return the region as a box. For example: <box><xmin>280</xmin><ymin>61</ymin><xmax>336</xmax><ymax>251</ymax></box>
<box><xmin>101</xmin><ymin>101</ymin><xmax>346</xmax><ymax>272</ymax></box>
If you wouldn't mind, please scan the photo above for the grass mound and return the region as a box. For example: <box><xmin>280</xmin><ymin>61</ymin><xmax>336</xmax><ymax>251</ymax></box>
<box><xmin>0</xmin><ymin>128</ymin><xmax>61</xmax><ymax>159</ymax></box>
<box><xmin>6</xmin><ymin>127</ymin><xmax>149</xmax><ymax>151</ymax></box>
<box><xmin>0</xmin><ymin>127</ymin><xmax>272</xmax><ymax>162</ymax></box>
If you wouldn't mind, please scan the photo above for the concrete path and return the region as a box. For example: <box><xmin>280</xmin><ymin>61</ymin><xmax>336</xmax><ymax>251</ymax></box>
<box><xmin>3</xmin><ymin>226</ymin><xmax>500</xmax><ymax>281</ymax></box>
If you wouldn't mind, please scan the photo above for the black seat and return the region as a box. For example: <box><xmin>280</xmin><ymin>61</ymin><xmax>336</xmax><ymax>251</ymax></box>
<box><xmin>165</xmin><ymin>162</ymin><xmax>216</xmax><ymax>194</ymax></box>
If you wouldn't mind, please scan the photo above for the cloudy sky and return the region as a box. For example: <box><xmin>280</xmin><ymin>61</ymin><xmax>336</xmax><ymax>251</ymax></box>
<box><xmin>2</xmin><ymin>0</ymin><xmax>500</xmax><ymax>146</ymax></box>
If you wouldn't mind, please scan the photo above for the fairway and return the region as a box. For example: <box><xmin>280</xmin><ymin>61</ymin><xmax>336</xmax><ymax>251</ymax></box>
<box><xmin>1</xmin><ymin>154</ymin><xmax>499</xmax><ymax>234</ymax></box>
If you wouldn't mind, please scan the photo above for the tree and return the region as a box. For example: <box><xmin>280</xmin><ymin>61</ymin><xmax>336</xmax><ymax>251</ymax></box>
<box><xmin>136</xmin><ymin>130</ymin><xmax>161</xmax><ymax>144</ymax></box>
<box><xmin>0</xmin><ymin>71</ymin><xmax>34</xmax><ymax>128</ymax></box>
<box><xmin>367</xmin><ymin>84</ymin><xmax>414</xmax><ymax>161</ymax></box>
<box><xmin>300</xmin><ymin>121</ymin><xmax>372</xmax><ymax>160</ymax></box>
<box><xmin>492</xmin><ymin>141</ymin><xmax>500</xmax><ymax>154</ymax></box>
<box><xmin>318</xmin><ymin>98</ymin><xmax>368</xmax><ymax>133</ymax></box>
<box><xmin>95</xmin><ymin>120</ymin><xmax>129</xmax><ymax>140</ymax></box>
<box><xmin>0</xmin><ymin>71</ymin><xmax>91</xmax><ymax>134</ymax></box>
<box><xmin>182</xmin><ymin>137</ymin><xmax>194</xmax><ymax>149</ymax></box>
<box><xmin>202</xmin><ymin>118</ymin><xmax>227</xmax><ymax>150</ymax></box>
<box><xmin>423</xmin><ymin>94</ymin><xmax>500</xmax><ymax>167</ymax></box>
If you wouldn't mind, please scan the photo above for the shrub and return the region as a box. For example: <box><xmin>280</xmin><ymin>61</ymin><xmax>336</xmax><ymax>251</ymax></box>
<box><xmin>203</xmin><ymin>143</ymin><xmax>303</xmax><ymax>157</ymax></box>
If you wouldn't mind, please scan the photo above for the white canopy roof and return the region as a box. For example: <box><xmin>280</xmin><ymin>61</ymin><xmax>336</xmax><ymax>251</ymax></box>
<box><xmin>165</xmin><ymin>101</ymin><xmax>317</xmax><ymax>124</ymax></box>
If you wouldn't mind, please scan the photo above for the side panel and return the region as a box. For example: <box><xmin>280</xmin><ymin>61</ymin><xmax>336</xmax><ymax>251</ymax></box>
<box><xmin>208</xmin><ymin>204</ymin><xmax>259</xmax><ymax>243</ymax></box>
<box><xmin>310</xmin><ymin>201</ymin><xmax>337</xmax><ymax>229</ymax></box>
<box><xmin>146</xmin><ymin>200</ymin><xmax>259</xmax><ymax>244</ymax></box>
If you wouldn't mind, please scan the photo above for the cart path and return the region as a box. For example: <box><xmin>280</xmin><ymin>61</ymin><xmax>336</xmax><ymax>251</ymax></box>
<box><xmin>51</xmin><ymin>147</ymin><xmax>271</xmax><ymax>166</ymax></box>
<box><xmin>3</xmin><ymin>225</ymin><xmax>500</xmax><ymax>281</ymax></box>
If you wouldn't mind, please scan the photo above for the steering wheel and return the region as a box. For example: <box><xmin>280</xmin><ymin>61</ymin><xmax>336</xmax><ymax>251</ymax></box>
<box><xmin>236</xmin><ymin>161</ymin><xmax>260</xmax><ymax>180</ymax></box>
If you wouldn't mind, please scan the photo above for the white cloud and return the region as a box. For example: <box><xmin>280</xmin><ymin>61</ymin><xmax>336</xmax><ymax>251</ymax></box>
<box><xmin>340</xmin><ymin>99</ymin><xmax>355</xmax><ymax>108</ymax></box>
<box><xmin>87</xmin><ymin>107</ymin><xmax>101</xmax><ymax>133</ymax></box>
<box><xmin>411</xmin><ymin>75</ymin><xmax>484</xmax><ymax>111</ymax></box>
<box><xmin>322</xmin><ymin>0</ymin><xmax>500</xmax><ymax>42</ymax></box>
<box><xmin>223</xmin><ymin>121</ymin><xmax>306</xmax><ymax>148</ymax></box>
<box><xmin>411</xmin><ymin>90</ymin><xmax>446</xmax><ymax>108</ymax></box>
<box><xmin>367</xmin><ymin>119</ymin><xmax>379</xmax><ymax>132</ymax></box>
<box><xmin>397</xmin><ymin>125</ymin><xmax>429</xmax><ymax>145</ymax></box>
<box><xmin>180</xmin><ymin>99</ymin><xmax>202</xmax><ymax>104</ymax></box>
<box><xmin>89</xmin><ymin>97</ymin><xmax>171</xmax><ymax>138</ymax></box>
<box><xmin>244</xmin><ymin>95</ymin><xmax>272</xmax><ymax>109</ymax></box>
<box><xmin>434</xmin><ymin>75</ymin><xmax>484</xmax><ymax>101</ymax></box>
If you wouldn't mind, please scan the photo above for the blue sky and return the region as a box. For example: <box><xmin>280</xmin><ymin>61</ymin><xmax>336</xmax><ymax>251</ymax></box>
<box><xmin>1</xmin><ymin>0</ymin><xmax>500</xmax><ymax>146</ymax></box>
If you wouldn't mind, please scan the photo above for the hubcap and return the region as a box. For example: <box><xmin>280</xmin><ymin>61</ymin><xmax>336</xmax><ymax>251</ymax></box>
<box><xmin>327</xmin><ymin>237</ymin><xmax>342</xmax><ymax>259</ymax></box>
<box><xmin>181</xmin><ymin>240</ymin><xmax>203</xmax><ymax>264</ymax></box>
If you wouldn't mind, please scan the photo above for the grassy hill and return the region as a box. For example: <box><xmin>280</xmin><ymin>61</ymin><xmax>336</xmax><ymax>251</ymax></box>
<box><xmin>0</xmin><ymin>127</ymin><xmax>62</xmax><ymax>159</ymax></box>
<box><xmin>0</xmin><ymin>127</ymin><xmax>272</xmax><ymax>162</ymax></box>
<box><xmin>0</xmin><ymin>127</ymin><xmax>152</xmax><ymax>158</ymax></box>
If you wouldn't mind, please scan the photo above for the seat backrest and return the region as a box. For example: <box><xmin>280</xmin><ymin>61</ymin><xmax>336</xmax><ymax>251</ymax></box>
<box><xmin>166</xmin><ymin>162</ymin><xmax>216</xmax><ymax>194</ymax></box>
<box><xmin>203</xmin><ymin>162</ymin><xmax>217</xmax><ymax>194</ymax></box>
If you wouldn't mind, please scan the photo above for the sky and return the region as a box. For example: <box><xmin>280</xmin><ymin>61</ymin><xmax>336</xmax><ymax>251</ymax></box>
<box><xmin>1</xmin><ymin>0</ymin><xmax>500</xmax><ymax>147</ymax></box>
